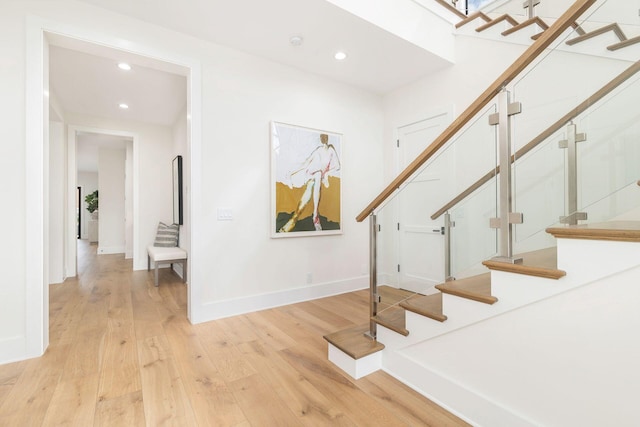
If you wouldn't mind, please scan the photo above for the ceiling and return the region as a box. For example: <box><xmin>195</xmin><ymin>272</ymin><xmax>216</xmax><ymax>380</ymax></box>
<box><xmin>49</xmin><ymin>42</ymin><xmax>187</xmax><ymax>127</ymax></box>
<box><xmin>73</xmin><ymin>0</ymin><xmax>453</xmax><ymax>94</ymax></box>
<box><xmin>52</xmin><ymin>0</ymin><xmax>455</xmax><ymax>171</ymax></box>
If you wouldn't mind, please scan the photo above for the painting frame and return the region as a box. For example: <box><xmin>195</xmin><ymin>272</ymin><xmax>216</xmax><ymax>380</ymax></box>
<box><xmin>271</xmin><ymin>122</ymin><xmax>343</xmax><ymax>238</ymax></box>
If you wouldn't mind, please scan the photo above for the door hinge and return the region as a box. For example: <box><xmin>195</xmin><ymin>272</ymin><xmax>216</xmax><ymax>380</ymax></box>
<box><xmin>378</xmin><ymin>224</ymin><xmax>381</xmax><ymax>232</ymax></box>
<box><xmin>397</xmin><ymin>139</ymin><xmax>399</xmax><ymax>148</ymax></box>
<box><xmin>397</xmin><ymin>223</ymin><xmax>400</xmax><ymax>231</ymax></box>
<box><xmin>397</xmin><ymin>264</ymin><xmax>400</xmax><ymax>272</ymax></box>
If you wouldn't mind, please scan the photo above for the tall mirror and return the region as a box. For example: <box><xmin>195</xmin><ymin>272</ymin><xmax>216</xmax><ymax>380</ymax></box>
<box><xmin>173</xmin><ymin>155</ymin><xmax>183</xmax><ymax>225</ymax></box>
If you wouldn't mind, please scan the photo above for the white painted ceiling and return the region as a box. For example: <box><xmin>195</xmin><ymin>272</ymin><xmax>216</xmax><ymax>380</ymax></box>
<box><xmin>74</xmin><ymin>0</ymin><xmax>453</xmax><ymax>94</ymax></box>
<box><xmin>53</xmin><ymin>0</ymin><xmax>456</xmax><ymax>172</ymax></box>
<box><xmin>49</xmin><ymin>42</ymin><xmax>187</xmax><ymax>127</ymax></box>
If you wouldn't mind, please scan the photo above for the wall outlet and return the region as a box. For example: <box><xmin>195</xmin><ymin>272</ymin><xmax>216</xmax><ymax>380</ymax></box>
<box><xmin>306</xmin><ymin>272</ymin><xmax>313</xmax><ymax>284</ymax></box>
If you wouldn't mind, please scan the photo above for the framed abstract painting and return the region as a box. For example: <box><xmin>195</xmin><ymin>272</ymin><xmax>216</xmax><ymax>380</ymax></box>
<box><xmin>271</xmin><ymin>122</ymin><xmax>342</xmax><ymax>238</ymax></box>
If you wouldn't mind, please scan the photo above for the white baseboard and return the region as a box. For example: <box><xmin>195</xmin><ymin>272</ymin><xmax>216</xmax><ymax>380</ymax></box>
<box><xmin>97</xmin><ymin>245</ymin><xmax>125</xmax><ymax>255</ymax></box>
<box><xmin>0</xmin><ymin>336</ymin><xmax>40</xmax><ymax>365</ymax></box>
<box><xmin>192</xmin><ymin>276</ymin><xmax>368</xmax><ymax>323</ymax></box>
<box><xmin>383</xmin><ymin>351</ymin><xmax>536</xmax><ymax>427</ymax></box>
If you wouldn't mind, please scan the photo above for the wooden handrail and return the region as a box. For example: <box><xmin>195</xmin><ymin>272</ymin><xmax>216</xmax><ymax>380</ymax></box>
<box><xmin>431</xmin><ymin>60</ymin><xmax>640</xmax><ymax>220</ymax></box>
<box><xmin>356</xmin><ymin>0</ymin><xmax>597</xmax><ymax>222</ymax></box>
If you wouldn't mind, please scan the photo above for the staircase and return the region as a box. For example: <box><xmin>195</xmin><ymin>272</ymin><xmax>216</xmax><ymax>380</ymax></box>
<box><xmin>324</xmin><ymin>0</ymin><xmax>640</xmax><ymax>425</ymax></box>
<box><xmin>325</xmin><ymin>221</ymin><xmax>640</xmax><ymax>425</ymax></box>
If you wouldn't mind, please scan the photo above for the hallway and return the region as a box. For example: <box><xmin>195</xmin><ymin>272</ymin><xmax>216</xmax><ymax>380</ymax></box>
<box><xmin>0</xmin><ymin>241</ymin><xmax>466</xmax><ymax>426</ymax></box>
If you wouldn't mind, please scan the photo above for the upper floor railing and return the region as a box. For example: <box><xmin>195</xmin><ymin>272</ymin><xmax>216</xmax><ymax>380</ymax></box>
<box><xmin>356</xmin><ymin>0</ymin><xmax>597</xmax><ymax>223</ymax></box>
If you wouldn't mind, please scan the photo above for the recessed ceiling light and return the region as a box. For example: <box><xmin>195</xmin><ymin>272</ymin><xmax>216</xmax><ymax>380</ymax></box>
<box><xmin>289</xmin><ymin>35</ymin><xmax>303</xmax><ymax>47</ymax></box>
<box><xmin>119</xmin><ymin>103</ymin><xmax>129</xmax><ymax>109</ymax></box>
<box><xmin>334</xmin><ymin>51</ymin><xmax>347</xmax><ymax>61</ymax></box>
<box><xmin>118</xmin><ymin>62</ymin><xmax>132</xmax><ymax>71</ymax></box>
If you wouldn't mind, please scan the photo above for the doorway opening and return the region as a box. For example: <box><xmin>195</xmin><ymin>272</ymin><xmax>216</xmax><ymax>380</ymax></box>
<box><xmin>25</xmin><ymin>17</ymin><xmax>201</xmax><ymax>359</ymax></box>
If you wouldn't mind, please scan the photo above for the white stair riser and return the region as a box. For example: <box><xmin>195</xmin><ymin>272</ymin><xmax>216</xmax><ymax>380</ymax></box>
<box><xmin>557</xmin><ymin>238</ymin><xmax>640</xmax><ymax>285</ymax></box>
<box><xmin>327</xmin><ymin>343</ymin><xmax>381</xmax><ymax>380</ymax></box>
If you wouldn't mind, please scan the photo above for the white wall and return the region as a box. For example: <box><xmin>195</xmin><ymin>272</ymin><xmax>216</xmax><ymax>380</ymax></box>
<box><xmin>0</xmin><ymin>3</ymin><xmax>30</xmax><ymax>360</ymax></box>
<box><xmin>7</xmin><ymin>0</ymin><xmax>385</xmax><ymax>362</ymax></box>
<box><xmin>98</xmin><ymin>147</ymin><xmax>126</xmax><ymax>254</ymax></box>
<box><xmin>77</xmin><ymin>171</ymin><xmax>97</xmax><ymax>239</ymax></box>
<box><xmin>48</xmin><ymin>120</ymin><xmax>66</xmax><ymax>284</ymax></box>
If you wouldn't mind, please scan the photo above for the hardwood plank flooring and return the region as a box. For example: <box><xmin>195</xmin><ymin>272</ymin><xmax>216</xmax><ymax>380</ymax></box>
<box><xmin>0</xmin><ymin>240</ymin><xmax>468</xmax><ymax>426</ymax></box>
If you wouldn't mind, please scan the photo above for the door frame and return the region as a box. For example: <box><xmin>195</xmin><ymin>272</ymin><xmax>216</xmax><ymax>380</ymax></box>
<box><xmin>25</xmin><ymin>15</ymin><xmax>203</xmax><ymax>359</ymax></box>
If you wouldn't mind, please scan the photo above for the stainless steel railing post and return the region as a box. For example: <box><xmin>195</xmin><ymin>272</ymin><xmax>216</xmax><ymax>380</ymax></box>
<box><xmin>365</xmin><ymin>213</ymin><xmax>378</xmax><ymax>340</ymax></box>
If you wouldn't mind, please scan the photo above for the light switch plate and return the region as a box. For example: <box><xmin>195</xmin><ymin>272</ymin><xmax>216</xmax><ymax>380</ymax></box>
<box><xmin>217</xmin><ymin>208</ymin><xmax>233</xmax><ymax>221</ymax></box>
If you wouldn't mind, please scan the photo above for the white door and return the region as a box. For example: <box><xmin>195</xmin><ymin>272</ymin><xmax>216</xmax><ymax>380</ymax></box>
<box><xmin>396</xmin><ymin>112</ymin><xmax>449</xmax><ymax>293</ymax></box>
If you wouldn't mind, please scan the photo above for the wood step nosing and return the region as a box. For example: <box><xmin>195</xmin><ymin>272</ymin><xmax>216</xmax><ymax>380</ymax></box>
<box><xmin>608</xmin><ymin>36</ymin><xmax>640</xmax><ymax>51</ymax></box>
<box><xmin>566</xmin><ymin>23</ymin><xmax>627</xmax><ymax>46</ymax></box>
<box><xmin>323</xmin><ymin>325</ymin><xmax>385</xmax><ymax>360</ymax></box>
<box><xmin>546</xmin><ymin>222</ymin><xmax>640</xmax><ymax>243</ymax></box>
<box><xmin>435</xmin><ymin>284</ymin><xmax>498</xmax><ymax>305</ymax></box>
<box><xmin>455</xmin><ymin>11</ymin><xmax>491</xmax><ymax>29</ymax></box>
<box><xmin>475</xmin><ymin>14</ymin><xmax>519</xmax><ymax>33</ymax></box>
<box><xmin>482</xmin><ymin>260</ymin><xmax>566</xmax><ymax>280</ymax></box>
<box><xmin>502</xmin><ymin>17</ymin><xmax>549</xmax><ymax>37</ymax></box>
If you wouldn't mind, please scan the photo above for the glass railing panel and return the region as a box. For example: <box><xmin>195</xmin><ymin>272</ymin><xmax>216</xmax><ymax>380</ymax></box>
<box><xmin>512</xmin><ymin>128</ymin><xmax>566</xmax><ymax>250</ymax></box>
<box><xmin>507</xmin><ymin>0</ymin><xmax>635</xmax><ymax>252</ymax></box>
<box><xmin>511</xmin><ymin>0</ymin><xmax>626</xmax><ymax>156</ymax></box>
<box><xmin>449</xmin><ymin>176</ymin><xmax>498</xmax><ymax>279</ymax></box>
<box><xmin>575</xmin><ymin>73</ymin><xmax>640</xmax><ymax>222</ymax></box>
<box><xmin>373</xmin><ymin>103</ymin><xmax>497</xmax><ymax>311</ymax></box>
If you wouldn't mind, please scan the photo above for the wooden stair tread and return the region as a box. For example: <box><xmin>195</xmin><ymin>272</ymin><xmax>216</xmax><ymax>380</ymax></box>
<box><xmin>323</xmin><ymin>324</ymin><xmax>384</xmax><ymax>360</ymax></box>
<box><xmin>546</xmin><ymin>221</ymin><xmax>640</xmax><ymax>242</ymax></box>
<box><xmin>455</xmin><ymin>11</ymin><xmax>491</xmax><ymax>29</ymax></box>
<box><xmin>475</xmin><ymin>14</ymin><xmax>519</xmax><ymax>33</ymax></box>
<box><xmin>502</xmin><ymin>17</ymin><xmax>549</xmax><ymax>37</ymax></box>
<box><xmin>435</xmin><ymin>273</ymin><xmax>497</xmax><ymax>305</ymax></box>
<box><xmin>566</xmin><ymin>23</ymin><xmax>626</xmax><ymax>46</ymax></box>
<box><xmin>372</xmin><ymin>306</ymin><xmax>409</xmax><ymax>336</ymax></box>
<box><xmin>608</xmin><ymin>35</ymin><xmax>640</xmax><ymax>51</ymax></box>
<box><xmin>483</xmin><ymin>247</ymin><xmax>566</xmax><ymax>279</ymax></box>
<box><xmin>400</xmin><ymin>293</ymin><xmax>447</xmax><ymax>322</ymax></box>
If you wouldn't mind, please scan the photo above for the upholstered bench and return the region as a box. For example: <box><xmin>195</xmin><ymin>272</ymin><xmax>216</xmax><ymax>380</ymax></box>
<box><xmin>147</xmin><ymin>245</ymin><xmax>188</xmax><ymax>287</ymax></box>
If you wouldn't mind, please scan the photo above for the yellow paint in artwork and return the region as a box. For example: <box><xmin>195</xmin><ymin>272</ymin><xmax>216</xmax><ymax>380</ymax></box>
<box><xmin>275</xmin><ymin>176</ymin><xmax>341</xmax><ymax>223</ymax></box>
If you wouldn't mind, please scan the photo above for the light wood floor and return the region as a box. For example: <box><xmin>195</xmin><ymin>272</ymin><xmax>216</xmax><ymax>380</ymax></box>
<box><xmin>0</xmin><ymin>240</ymin><xmax>468</xmax><ymax>426</ymax></box>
